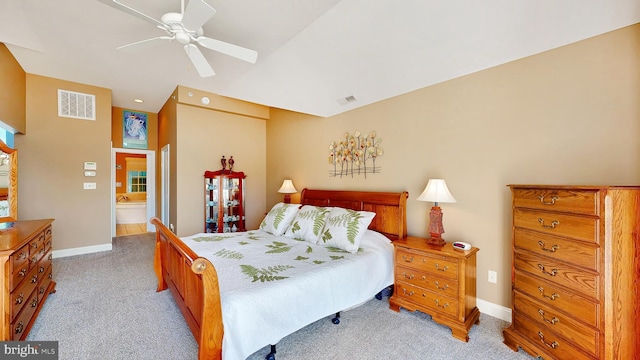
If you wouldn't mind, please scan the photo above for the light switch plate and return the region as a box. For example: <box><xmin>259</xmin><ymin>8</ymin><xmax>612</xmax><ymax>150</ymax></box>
<box><xmin>83</xmin><ymin>182</ymin><xmax>96</xmax><ymax>189</ymax></box>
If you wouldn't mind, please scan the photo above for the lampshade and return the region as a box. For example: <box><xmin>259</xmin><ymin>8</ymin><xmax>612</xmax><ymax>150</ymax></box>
<box><xmin>416</xmin><ymin>179</ymin><xmax>456</xmax><ymax>205</ymax></box>
<box><xmin>277</xmin><ymin>179</ymin><xmax>297</xmax><ymax>194</ymax></box>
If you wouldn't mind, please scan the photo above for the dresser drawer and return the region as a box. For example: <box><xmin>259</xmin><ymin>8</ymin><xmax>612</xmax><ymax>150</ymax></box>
<box><xmin>396</xmin><ymin>265</ymin><xmax>458</xmax><ymax>298</ymax></box>
<box><xmin>512</xmin><ymin>314</ymin><xmax>594</xmax><ymax>360</ymax></box>
<box><xmin>514</xmin><ymin>270</ymin><xmax>598</xmax><ymax>328</ymax></box>
<box><xmin>396</xmin><ymin>248</ymin><xmax>458</xmax><ymax>280</ymax></box>
<box><xmin>514</xmin><ymin>228</ymin><xmax>599</xmax><ymax>271</ymax></box>
<box><xmin>513</xmin><ymin>188</ymin><xmax>599</xmax><ymax>215</ymax></box>
<box><xmin>10</xmin><ymin>265</ymin><xmax>39</xmax><ymax>322</ymax></box>
<box><xmin>395</xmin><ymin>281</ymin><xmax>458</xmax><ymax>318</ymax></box>
<box><xmin>37</xmin><ymin>264</ymin><xmax>53</xmax><ymax>303</ymax></box>
<box><xmin>514</xmin><ymin>251</ymin><xmax>598</xmax><ymax>299</ymax></box>
<box><xmin>513</xmin><ymin>208</ymin><xmax>598</xmax><ymax>243</ymax></box>
<box><xmin>514</xmin><ymin>292</ymin><xmax>599</xmax><ymax>357</ymax></box>
<box><xmin>11</xmin><ymin>289</ymin><xmax>39</xmax><ymax>341</ymax></box>
<box><xmin>10</xmin><ymin>243</ymin><xmax>30</xmax><ymax>290</ymax></box>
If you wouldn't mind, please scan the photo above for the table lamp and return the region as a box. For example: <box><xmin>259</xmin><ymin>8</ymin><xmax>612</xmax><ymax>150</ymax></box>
<box><xmin>277</xmin><ymin>179</ymin><xmax>297</xmax><ymax>204</ymax></box>
<box><xmin>416</xmin><ymin>179</ymin><xmax>456</xmax><ymax>246</ymax></box>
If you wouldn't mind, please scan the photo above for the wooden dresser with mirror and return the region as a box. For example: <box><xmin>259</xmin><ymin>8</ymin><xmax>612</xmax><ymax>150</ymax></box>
<box><xmin>0</xmin><ymin>140</ymin><xmax>55</xmax><ymax>340</ymax></box>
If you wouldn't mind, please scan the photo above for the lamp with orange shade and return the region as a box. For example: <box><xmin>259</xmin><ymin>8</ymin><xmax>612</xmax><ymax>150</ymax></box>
<box><xmin>416</xmin><ymin>179</ymin><xmax>457</xmax><ymax>246</ymax></box>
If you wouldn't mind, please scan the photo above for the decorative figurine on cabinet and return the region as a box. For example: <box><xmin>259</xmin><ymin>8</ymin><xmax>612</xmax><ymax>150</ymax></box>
<box><xmin>220</xmin><ymin>155</ymin><xmax>227</xmax><ymax>170</ymax></box>
<box><xmin>228</xmin><ymin>156</ymin><xmax>235</xmax><ymax>172</ymax></box>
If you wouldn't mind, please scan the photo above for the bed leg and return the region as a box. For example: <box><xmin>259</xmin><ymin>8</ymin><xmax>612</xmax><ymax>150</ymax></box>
<box><xmin>331</xmin><ymin>312</ymin><xmax>340</xmax><ymax>324</ymax></box>
<box><xmin>265</xmin><ymin>344</ymin><xmax>276</xmax><ymax>360</ymax></box>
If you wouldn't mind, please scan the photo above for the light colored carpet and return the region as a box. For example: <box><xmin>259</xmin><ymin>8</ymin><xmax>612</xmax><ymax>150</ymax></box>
<box><xmin>28</xmin><ymin>233</ymin><xmax>536</xmax><ymax>360</ymax></box>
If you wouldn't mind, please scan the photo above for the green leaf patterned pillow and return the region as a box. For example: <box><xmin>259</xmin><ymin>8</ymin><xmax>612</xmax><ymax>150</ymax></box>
<box><xmin>283</xmin><ymin>205</ymin><xmax>330</xmax><ymax>244</ymax></box>
<box><xmin>318</xmin><ymin>207</ymin><xmax>376</xmax><ymax>253</ymax></box>
<box><xmin>259</xmin><ymin>203</ymin><xmax>299</xmax><ymax>236</ymax></box>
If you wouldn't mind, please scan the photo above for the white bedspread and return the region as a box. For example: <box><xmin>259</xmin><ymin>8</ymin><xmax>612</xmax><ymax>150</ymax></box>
<box><xmin>181</xmin><ymin>229</ymin><xmax>394</xmax><ymax>360</ymax></box>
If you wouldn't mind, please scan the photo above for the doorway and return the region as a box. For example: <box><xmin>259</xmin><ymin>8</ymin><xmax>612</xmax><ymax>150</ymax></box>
<box><xmin>111</xmin><ymin>148</ymin><xmax>156</xmax><ymax>237</ymax></box>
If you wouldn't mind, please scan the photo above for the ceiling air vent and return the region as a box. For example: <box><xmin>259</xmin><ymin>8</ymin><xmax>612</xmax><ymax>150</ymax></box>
<box><xmin>58</xmin><ymin>89</ymin><xmax>96</xmax><ymax>120</ymax></box>
<box><xmin>337</xmin><ymin>95</ymin><xmax>357</xmax><ymax>106</ymax></box>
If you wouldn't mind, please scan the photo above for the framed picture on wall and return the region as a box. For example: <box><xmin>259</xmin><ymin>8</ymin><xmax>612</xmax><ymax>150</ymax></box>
<box><xmin>123</xmin><ymin>110</ymin><xmax>148</xmax><ymax>149</ymax></box>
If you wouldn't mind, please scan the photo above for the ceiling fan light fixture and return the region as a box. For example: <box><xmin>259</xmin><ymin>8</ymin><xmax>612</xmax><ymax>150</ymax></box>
<box><xmin>175</xmin><ymin>31</ymin><xmax>191</xmax><ymax>44</ymax></box>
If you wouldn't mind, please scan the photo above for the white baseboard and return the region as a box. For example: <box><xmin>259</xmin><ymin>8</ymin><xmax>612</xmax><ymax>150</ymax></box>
<box><xmin>477</xmin><ymin>298</ymin><xmax>512</xmax><ymax>322</ymax></box>
<box><xmin>52</xmin><ymin>243</ymin><xmax>112</xmax><ymax>258</ymax></box>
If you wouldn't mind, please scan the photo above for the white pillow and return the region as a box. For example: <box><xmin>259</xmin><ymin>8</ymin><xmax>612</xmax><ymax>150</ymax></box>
<box><xmin>283</xmin><ymin>205</ymin><xmax>330</xmax><ymax>243</ymax></box>
<box><xmin>259</xmin><ymin>203</ymin><xmax>299</xmax><ymax>236</ymax></box>
<box><xmin>317</xmin><ymin>207</ymin><xmax>376</xmax><ymax>253</ymax></box>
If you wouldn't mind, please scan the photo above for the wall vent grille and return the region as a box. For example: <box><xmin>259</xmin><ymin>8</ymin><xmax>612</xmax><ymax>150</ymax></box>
<box><xmin>58</xmin><ymin>89</ymin><xmax>96</xmax><ymax>120</ymax></box>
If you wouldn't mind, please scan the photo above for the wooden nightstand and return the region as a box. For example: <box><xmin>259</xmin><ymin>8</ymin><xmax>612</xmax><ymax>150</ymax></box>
<box><xmin>389</xmin><ymin>236</ymin><xmax>480</xmax><ymax>341</ymax></box>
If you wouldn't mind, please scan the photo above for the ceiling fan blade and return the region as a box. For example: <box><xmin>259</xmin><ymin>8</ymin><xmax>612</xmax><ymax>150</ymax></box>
<box><xmin>184</xmin><ymin>44</ymin><xmax>215</xmax><ymax>77</ymax></box>
<box><xmin>116</xmin><ymin>36</ymin><xmax>173</xmax><ymax>51</ymax></box>
<box><xmin>181</xmin><ymin>0</ymin><xmax>216</xmax><ymax>31</ymax></box>
<box><xmin>98</xmin><ymin>0</ymin><xmax>165</xmax><ymax>28</ymax></box>
<box><xmin>196</xmin><ymin>36</ymin><xmax>258</xmax><ymax>64</ymax></box>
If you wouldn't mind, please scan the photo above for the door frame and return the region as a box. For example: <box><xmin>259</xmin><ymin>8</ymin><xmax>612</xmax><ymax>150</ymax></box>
<box><xmin>111</xmin><ymin>147</ymin><xmax>156</xmax><ymax>237</ymax></box>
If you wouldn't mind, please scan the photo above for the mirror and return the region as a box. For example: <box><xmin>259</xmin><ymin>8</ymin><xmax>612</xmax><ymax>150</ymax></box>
<box><xmin>0</xmin><ymin>140</ymin><xmax>17</xmax><ymax>222</ymax></box>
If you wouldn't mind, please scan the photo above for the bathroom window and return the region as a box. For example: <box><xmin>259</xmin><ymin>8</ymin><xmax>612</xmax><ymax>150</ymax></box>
<box><xmin>128</xmin><ymin>171</ymin><xmax>147</xmax><ymax>193</ymax></box>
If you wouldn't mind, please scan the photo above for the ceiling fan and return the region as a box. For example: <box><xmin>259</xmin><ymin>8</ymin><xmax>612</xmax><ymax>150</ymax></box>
<box><xmin>98</xmin><ymin>0</ymin><xmax>258</xmax><ymax>77</ymax></box>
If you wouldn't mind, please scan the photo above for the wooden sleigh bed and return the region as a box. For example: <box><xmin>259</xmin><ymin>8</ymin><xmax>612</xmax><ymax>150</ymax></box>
<box><xmin>151</xmin><ymin>188</ymin><xmax>408</xmax><ymax>360</ymax></box>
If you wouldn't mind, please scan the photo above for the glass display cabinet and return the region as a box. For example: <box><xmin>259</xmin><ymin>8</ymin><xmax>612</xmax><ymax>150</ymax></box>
<box><xmin>204</xmin><ymin>169</ymin><xmax>246</xmax><ymax>233</ymax></box>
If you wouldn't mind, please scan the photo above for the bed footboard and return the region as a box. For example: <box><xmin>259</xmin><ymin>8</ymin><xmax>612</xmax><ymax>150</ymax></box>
<box><xmin>150</xmin><ymin>217</ymin><xmax>223</xmax><ymax>360</ymax></box>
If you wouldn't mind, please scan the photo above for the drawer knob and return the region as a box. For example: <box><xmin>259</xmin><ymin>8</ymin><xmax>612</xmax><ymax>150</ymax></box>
<box><xmin>15</xmin><ymin>293</ymin><xmax>24</xmax><ymax>305</ymax></box>
<box><xmin>435</xmin><ymin>299</ymin><xmax>449</xmax><ymax>309</ymax></box>
<box><xmin>435</xmin><ymin>264</ymin><xmax>449</xmax><ymax>272</ymax></box>
<box><xmin>537</xmin><ymin>241</ymin><xmax>559</xmax><ymax>253</ymax></box>
<box><xmin>537</xmin><ymin>331</ymin><xmax>559</xmax><ymax>349</ymax></box>
<box><xmin>538</xmin><ymin>218</ymin><xmax>559</xmax><ymax>229</ymax></box>
<box><xmin>402</xmin><ymin>272</ymin><xmax>414</xmax><ymax>280</ymax></box>
<box><xmin>538</xmin><ymin>309</ymin><xmax>559</xmax><ymax>324</ymax></box>
<box><xmin>402</xmin><ymin>255</ymin><xmax>414</xmax><ymax>263</ymax></box>
<box><xmin>538</xmin><ymin>195</ymin><xmax>559</xmax><ymax>205</ymax></box>
<box><xmin>19</xmin><ymin>251</ymin><xmax>27</xmax><ymax>260</ymax></box>
<box><xmin>31</xmin><ymin>298</ymin><xmax>38</xmax><ymax>308</ymax></box>
<box><xmin>31</xmin><ymin>275</ymin><xmax>38</xmax><ymax>284</ymax></box>
<box><xmin>537</xmin><ymin>264</ymin><xmax>558</xmax><ymax>277</ymax></box>
<box><xmin>15</xmin><ymin>321</ymin><xmax>24</xmax><ymax>334</ymax></box>
<box><xmin>402</xmin><ymin>288</ymin><xmax>414</xmax><ymax>296</ymax></box>
<box><xmin>434</xmin><ymin>281</ymin><xmax>449</xmax><ymax>291</ymax></box>
<box><xmin>18</xmin><ymin>268</ymin><xmax>27</xmax><ymax>277</ymax></box>
<box><xmin>538</xmin><ymin>286</ymin><xmax>560</xmax><ymax>300</ymax></box>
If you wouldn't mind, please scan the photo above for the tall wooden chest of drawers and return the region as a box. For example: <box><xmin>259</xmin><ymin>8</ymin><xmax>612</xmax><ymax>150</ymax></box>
<box><xmin>503</xmin><ymin>185</ymin><xmax>639</xmax><ymax>359</ymax></box>
<box><xmin>0</xmin><ymin>219</ymin><xmax>55</xmax><ymax>340</ymax></box>
<box><xmin>389</xmin><ymin>236</ymin><xmax>481</xmax><ymax>341</ymax></box>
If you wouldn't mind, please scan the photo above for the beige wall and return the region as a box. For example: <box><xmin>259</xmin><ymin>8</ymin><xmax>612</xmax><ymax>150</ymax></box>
<box><xmin>158</xmin><ymin>86</ymin><xmax>268</xmax><ymax>237</ymax></box>
<box><xmin>0</xmin><ymin>43</ymin><xmax>26</xmax><ymax>133</ymax></box>
<box><xmin>266</xmin><ymin>24</ymin><xmax>640</xmax><ymax>308</ymax></box>
<box><xmin>17</xmin><ymin>74</ymin><xmax>113</xmax><ymax>250</ymax></box>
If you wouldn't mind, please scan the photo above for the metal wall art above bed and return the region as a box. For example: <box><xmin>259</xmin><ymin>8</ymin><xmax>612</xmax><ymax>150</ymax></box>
<box><xmin>328</xmin><ymin>130</ymin><xmax>383</xmax><ymax>178</ymax></box>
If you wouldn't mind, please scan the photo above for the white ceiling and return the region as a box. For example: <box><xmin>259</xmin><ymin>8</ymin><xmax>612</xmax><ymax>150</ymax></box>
<box><xmin>2</xmin><ymin>0</ymin><xmax>639</xmax><ymax>118</ymax></box>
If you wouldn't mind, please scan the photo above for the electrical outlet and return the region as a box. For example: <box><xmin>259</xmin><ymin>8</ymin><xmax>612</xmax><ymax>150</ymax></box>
<box><xmin>488</xmin><ymin>270</ymin><xmax>497</xmax><ymax>284</ymax></box>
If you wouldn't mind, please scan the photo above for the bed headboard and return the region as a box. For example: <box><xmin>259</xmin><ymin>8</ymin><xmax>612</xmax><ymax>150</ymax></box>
<box><xmin>299</xmin><ymin>188</ymin><xmax>408</xmax><ymax>240</ymax></box>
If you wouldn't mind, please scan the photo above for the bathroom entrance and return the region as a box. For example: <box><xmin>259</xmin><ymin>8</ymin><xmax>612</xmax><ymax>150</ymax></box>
<box><xmin>111</xmin><ymin>148</ymin><xmax>156</xmax><ymax>237</ymax></box>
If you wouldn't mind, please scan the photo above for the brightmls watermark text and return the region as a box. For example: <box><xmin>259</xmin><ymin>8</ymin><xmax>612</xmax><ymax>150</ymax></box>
<box><xmin>1</xmin><ymin>342</ymin><xmax>57</xmax><ymax>359</ymax></box>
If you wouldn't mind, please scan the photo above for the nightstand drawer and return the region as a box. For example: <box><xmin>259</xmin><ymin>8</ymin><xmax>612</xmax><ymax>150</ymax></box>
<box><xmin>396</xmin><ymin>265</ymin><xmax>458</xmax><ymax>298</ymax></box>
<box><xmin>513</xmin><ymin>208</ymin><xmax>598</xmax><ymax>243</ymax></box>
<box><xmin>514</xmin><ymin>292</ymin><xmax>598</xmax><ymax>357</ymax></box>
<box><xmin>395</xmin><ymin>248</ymin><xmax>458</xmax><ymax>280</ymax></box>
<box><xmin>395</xmin><ymin>281</ymin><xmax>458</xmax><ymax>318</ymax></box>
<box><xmin>512</xmin><ymin>188</ymin><xmax>599</xmax><ymax>215</ymax></box>
<box><xmin>514</xmin><ymin>271</ymin><xmax>597</xmax><ymax>328</ymax></box>
<box><xmin>514</xmin><ymin>228</ymin><xmax>598</xmax><ymax>271</ymax></box>
<box><xmin>514</xmin><ymin>251</ymin><xmax>598</xmax><ymax>299</ymax></box>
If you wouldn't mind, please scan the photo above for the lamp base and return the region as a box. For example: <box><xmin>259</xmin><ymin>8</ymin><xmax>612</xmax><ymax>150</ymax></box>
<box><xmin>427</xmin><ymin>206</ymin><xmax>446</xmax><ymax>246</ymax></box>
<box><xmin>283</xmin><ymin>194</ymin><xmax>291</xmax><ymax>204</ymax></box>
<box><xmin>426</xmin><ymin>235</ymin><xmax>446</xmax><ymax>247</ymax></box>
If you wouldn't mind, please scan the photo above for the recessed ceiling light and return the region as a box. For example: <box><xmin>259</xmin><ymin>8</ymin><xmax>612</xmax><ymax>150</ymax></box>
<box><xmin>134</xmin><ymin>99</ymin><xmax>143</xmax><ymax>103</ymax></box>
